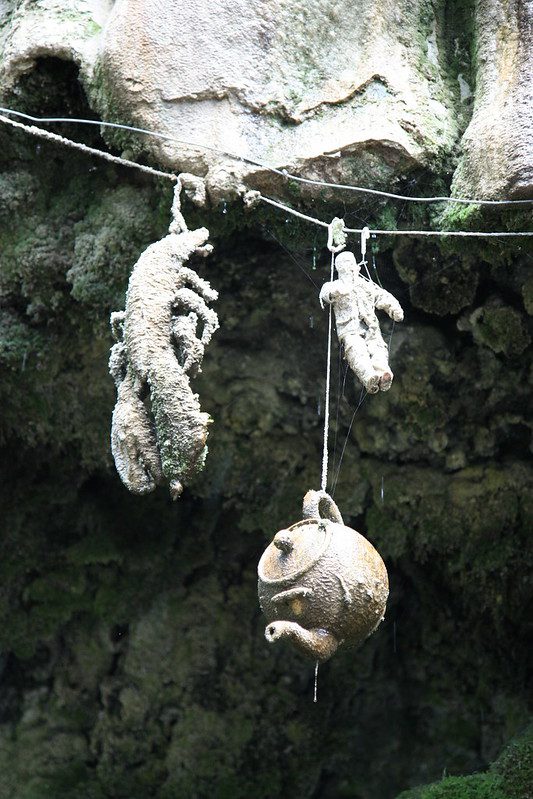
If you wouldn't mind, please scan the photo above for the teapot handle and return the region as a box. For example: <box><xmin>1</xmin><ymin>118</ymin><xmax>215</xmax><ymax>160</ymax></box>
<box><xmin>302</xmin><ymin>490</ymin><xmax>344</xmax><ymax>524</ymax></box>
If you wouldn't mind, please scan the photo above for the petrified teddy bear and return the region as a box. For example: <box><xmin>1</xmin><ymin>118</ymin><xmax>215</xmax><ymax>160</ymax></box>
<box><xmin>109</xmin><ymin>177</ymin><xmax>218</xmax><ymax>498</ymax></box>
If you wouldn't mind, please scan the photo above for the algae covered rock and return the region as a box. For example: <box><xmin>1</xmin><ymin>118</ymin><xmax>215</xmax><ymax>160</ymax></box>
<box><xmin>0</xmin><ymin>7</ymin><xmax>532</xmax><ymax>799</ymax></box>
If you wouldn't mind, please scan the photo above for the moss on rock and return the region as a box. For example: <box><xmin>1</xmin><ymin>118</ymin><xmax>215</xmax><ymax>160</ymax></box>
<box><xmin>397</xmin><ymin>725</ymin><xmax>532</xmax><ymax>799</ymax></box>
<box><xmin>0</xmin><ymin>54</ymin><xmax>531</xmax><ymax>799</ymax></box>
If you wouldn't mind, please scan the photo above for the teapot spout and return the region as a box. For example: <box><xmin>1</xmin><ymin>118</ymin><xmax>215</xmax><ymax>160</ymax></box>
<box><xmin>264</xmin><ymin>620</ymin><xmax>339</xmax><ymax>662</ymax></box>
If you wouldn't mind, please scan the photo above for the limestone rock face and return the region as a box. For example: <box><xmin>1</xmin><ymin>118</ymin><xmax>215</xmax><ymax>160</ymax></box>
<box><xmin>451</xmin><ymin>0</ymin><xmax>533</xmax><ymax>200</ymax></box>
<box><xmin>0</xmin><ymin>0</ymin><xmax>109</xmax><ymax>88</ymax></box>
<box><xmin>1</xmin><ymin>1</ymin><xmax>531</xmax><ymax>201</ymax></box>
<box><xmin>98</xmin><ymin>0</ymin><xmax>458</xmax><ymax>195</ymax></box>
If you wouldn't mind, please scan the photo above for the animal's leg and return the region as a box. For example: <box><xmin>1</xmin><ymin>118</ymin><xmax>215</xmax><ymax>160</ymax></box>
<box><xmin>109</xmin><ymin>341</ymin><xmax>128</xmax><ymax>388</ymax></box>
<box><xmin>111</xmin><ymin>371</ymin><xmax>163</xmax><ymax>494</ymax></box>
<box><xmin>110</xmin><ymin>311</ymin><xmax>126</xmax><ymax>342</ymax></box>
<box><xmin>176</xmin><ymin>267</ymin><xmax>218</xmax><ymax>303</ymax></box>
<box><xmin>148</xmin><ymin>350</ymin><xmax>211</xmax><ymax>499</ymax></box>
<box><xmin>171</xmin><ymin>312</ymin><xmax>205</xmax><ymax>376</ymax></box>
<box><xmin>342</xmin><ymin>333</ymin><xmax>380</xmax><ymax>393</ymax></box>
<box><xmin>174</xmin><ymin>287</ymin><xmax>219</xmax><ymax>345</ymax></box>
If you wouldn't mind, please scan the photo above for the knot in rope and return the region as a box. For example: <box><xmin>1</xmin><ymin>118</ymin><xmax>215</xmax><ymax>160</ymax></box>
<box><xmin>327</xmin><ymin>217</ymin><xmax>347</xmax><ymax>253</ymax></box>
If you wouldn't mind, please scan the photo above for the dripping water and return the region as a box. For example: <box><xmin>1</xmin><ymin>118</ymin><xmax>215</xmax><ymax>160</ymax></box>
<box><xmin>313</xmin><ymin>660</ymin><xmax>319</xmax><ymax>703</ymax></box>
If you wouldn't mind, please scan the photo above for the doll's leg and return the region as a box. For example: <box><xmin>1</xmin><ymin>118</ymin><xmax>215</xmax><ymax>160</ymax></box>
<box><xmin>367</xmin><ymin>333</ymin><xmax>393</xmax><ymax>391</ymax></box>
<box><xmin>343</xmin><ymin>334</ymin><xmax>380</xmax><ymax>393</ymax></box>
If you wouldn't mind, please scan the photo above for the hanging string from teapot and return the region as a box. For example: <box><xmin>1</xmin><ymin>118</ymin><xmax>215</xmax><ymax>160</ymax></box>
<box><xmin>257</xmin><ymin>221</ymin><xmax>404</xmax><ymax>690</ymax></box>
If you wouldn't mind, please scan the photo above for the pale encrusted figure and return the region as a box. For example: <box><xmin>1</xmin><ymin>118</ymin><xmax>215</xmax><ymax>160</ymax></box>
<box><xmin>109</xmin><ymin>178</ymin><xmax>219</xmax><ymax>499</ymax></box>
<box><xmin>319</xmin><ymin>251</ymin><xmax>403</xmax><ymax>393</ymax></box>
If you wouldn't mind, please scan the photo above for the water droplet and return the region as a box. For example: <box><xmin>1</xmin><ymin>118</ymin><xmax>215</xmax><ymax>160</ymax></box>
<box><xmin>309</xmin><ymin>315</ymin><xmax>314</xmax><ymax>329</ymax></box>
<box><xmin>222</xmin><ymin>202</ymin><xmax>227</xmax><ymax>215</ymax></box>
<box><xmin>381</xmin><ymin>476</ymin><xmax>384</xmax><ymax>504</ymax></box>
<box><xmin>317</xmin><ymin>399</ymin><xmax>321</xmax><ymax>417</ymax></box>
<box><xmin>313</xmin><ymin>661</ymin><xmax>319</xmax><ymax>703</ymax></box>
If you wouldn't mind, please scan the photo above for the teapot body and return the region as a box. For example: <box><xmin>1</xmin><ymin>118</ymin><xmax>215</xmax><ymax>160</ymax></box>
<box><xmin>257</xmin><ymin>491</ymin><xmax>388</xmax><ymax>661</ymax></box>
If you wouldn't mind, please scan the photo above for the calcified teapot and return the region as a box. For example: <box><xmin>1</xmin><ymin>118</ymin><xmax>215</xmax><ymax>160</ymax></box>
<box><xmin>258</xmin><ymin>490</ymin><xmax>389</xmax><ymax>661</ymax></box>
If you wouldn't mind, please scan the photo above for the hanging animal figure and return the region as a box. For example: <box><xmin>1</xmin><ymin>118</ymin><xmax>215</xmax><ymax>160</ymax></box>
<box><xmin>109</xmin><ymin>177</ymin><xmax>219</xmax><ymax>499</ymax></box>
<box><xmin>319</xmin><ymin>250</ymin><xmax>403</xmax><ymax>393</ymax></box>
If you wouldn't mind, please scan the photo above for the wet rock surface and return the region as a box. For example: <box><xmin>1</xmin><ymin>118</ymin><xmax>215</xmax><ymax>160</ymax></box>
<box><xmin>0</xmin><ymin>35</ymin><xmax>531</xmax><ymax>799</ymax></box>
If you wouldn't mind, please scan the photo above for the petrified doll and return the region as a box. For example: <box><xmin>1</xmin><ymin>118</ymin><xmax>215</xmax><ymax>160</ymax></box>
<box><xmin>319</xmin><ymin>251</ymin><xmax>403</xmax><ymax>393</ymax></box>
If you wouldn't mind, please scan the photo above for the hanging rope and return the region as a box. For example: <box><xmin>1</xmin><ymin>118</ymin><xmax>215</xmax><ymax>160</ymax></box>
<box><xmin>1</xmin><ymin>113</ymin><xmax>531</xmax><ymax>238</ymax></box>
<box><xmin>321</xmin><ymin>219</ymin><xmax>346</xmax><ymax>491</ymax></box>
<box><xmin>1</xmin><ymin>106</ymin><xmax>532</xmax><ymax>206</ymax></box>
<box><xmin>0</xmin><ymin>114</ymin><xmax>177</xmax><ymax>182</ymax></box>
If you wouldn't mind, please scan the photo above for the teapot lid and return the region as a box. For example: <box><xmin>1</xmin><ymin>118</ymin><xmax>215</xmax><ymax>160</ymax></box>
<box><xmin>258</xmin><ymin>518</ymin><xmax>333</xmax><ymax>585</ymax></box>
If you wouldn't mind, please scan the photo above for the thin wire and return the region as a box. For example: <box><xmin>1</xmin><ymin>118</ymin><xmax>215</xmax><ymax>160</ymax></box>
<box><xmin>331</xmin><ymin>348</ymin><xmax>345</xmax><ymax>488</ymax></box>
<box><xmin>345</xmin><ymin>226</ymin><xmax>533</xmax><ymax>238</ymax></box>
<box><xmin>259</xmin><ymin>196</ymin><xmax>533</xmax><ymax>238</ymax></box>
<box><xmin>274</xmin><ymin>171</ymin><xmax>533</xmax><ymax>206</ymax></box>
<box><xmin>321</xmin><ymin>249</ymin><xmax>336</xmax><ymax>492</ymax></box>
<box><xmin>0</xmin><ymin>114</ymin><xmax>176</xmax><ymax>182</ymax></box>
<box><xmin>332</xmin><ymin>388</ymin><xmax>368</xmax><ymax>497</ymax></box>
<box><xmin>1</xmin><ymin>107</ymin><xmax>531</xmax><ymax>206</ymax></box>
<box><xmin>261</xmin><ymin>225</ymin><xmax>319</xmax><ymax>289</ymax></box>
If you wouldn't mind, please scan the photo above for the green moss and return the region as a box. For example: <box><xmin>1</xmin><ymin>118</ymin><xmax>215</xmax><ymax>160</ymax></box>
<box><xmin>397</xmin><ymin>726</ymin><xmax>532</xmax><ymax>799</ymax></box>
<box><xmin>397</xmin><ymin>773</ymin><xmax>506</xmax><ymax>799</ymax></box>
<box><xmin>496</xmin><ymin>725</ymin><xmax>533</xmax><ymax>799</ymax></box>
<box><xmin>466</xmin><ymin>303</ymin><xmax>531</xmax><ymax>356</ymax></box>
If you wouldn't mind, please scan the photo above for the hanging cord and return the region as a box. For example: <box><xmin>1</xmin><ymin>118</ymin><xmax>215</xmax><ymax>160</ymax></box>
<box><xmin>168</xmin><ymin>176</ymin><xmax>188</xmax><ymax>233</ymax></box>
<box><xmin>1</xmin><ymin>113</ymin><xmax>531</xmax><ymax>236</ymax></box>
<box><xmin>1</xmin><ymin>107</ymin><xmax>532</xmax><ymax>206</ymax></box>
<box><xmin>321</xmin><ymin>218</ymin><xmax>346</xmax><ymax>491</ymax></box>
<box><xmin>359</xmin><ymin>226</ymin><xmax>373</xmax><ymax>281</ymax></box>
<box><xmin>0</xmin><ymin>113</ymin><xmax>177</xmax><ymax>182</ymax></box>
<box><xmin>259</xmin><ymin>196</ymin><xmax>533</xmax><ymax>238</ymax></box>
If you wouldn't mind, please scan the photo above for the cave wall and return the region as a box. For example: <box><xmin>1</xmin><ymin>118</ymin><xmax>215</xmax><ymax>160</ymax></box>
<box><xmin>0</xmin><ymin>4</ymin><xmax>532</xmax><ymax>799</ymax></box>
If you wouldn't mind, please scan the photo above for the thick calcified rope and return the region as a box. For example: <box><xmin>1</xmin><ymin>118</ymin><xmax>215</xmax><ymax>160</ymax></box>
<box><xmin>1</xmin><ymin>114</ymin><xmax>531</xmax><ymax>238</ymax></box>
<box><xmin>0</xmin><ymin>114</ymin><xmax>177</xmax><ymax>182</ymax></box>
<box><xmin>1</xmin><ymin>107</ymin><xmax>532</xmax><ymax>206</ymax></box>
<box><xmin>321</xmin><ymin>249</ymin><xmax>336</xmax><ymax>492</ymax></box>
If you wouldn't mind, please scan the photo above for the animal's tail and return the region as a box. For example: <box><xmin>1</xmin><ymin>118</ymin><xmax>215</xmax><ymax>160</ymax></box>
<box><xmin>111</xmin><ymin>372</ymin><xmax>164</xmax><ymax>494</ymax></box>
<box><xmin>148</xmin><ymin>351</ymin><xmax>211</xmax><ymax>497</ymax></box>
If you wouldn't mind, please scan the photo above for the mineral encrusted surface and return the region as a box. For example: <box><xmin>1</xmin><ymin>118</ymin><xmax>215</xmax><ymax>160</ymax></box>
<box><xmin>0</xmin><ymin>8</ymin><xmax>531</xmax><ymax>799</ymax></box>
